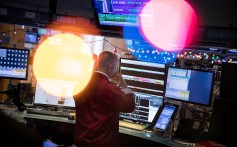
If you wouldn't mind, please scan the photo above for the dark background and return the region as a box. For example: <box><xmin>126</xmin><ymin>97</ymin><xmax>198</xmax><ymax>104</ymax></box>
<box><xmin>0</xmin><ymin>0</ymin><xmax>237</xmax><ymax>44</ymax></box>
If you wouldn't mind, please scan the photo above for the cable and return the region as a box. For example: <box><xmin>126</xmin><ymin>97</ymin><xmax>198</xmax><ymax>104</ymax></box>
<box><xmin>185</xmin><ymin>104</ymin><xmax>209</xmax><ymax>130</ymax></box>
<box><xmin>104</xmin><ymin>39</ymin><xmax>130</xmax><ymax>52</ymax></box>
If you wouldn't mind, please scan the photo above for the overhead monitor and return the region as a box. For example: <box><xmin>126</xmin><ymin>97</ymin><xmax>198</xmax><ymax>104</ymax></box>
<box><xmin>119</xmin><ymin>58</ymin><xmax>166</xmax><ymax>124</ymax></box>
<box><xmin>164</xmin><ymin>67</ymin><xmax>215</xmax><ymax>106</ymax></box>
<box><xmin>33</xmin><ymin>78</ymin><xmax>76</xmax><ymax>108</ymax></box>
<box><xmin>93</xmin><ymin>0</ymin><xmax>149</xmax><ymax>33</ymax></box>
<box><xmin>0</xmin><ymin>47</ymin><xmax>30</xmax><ymax>80</ymax></box>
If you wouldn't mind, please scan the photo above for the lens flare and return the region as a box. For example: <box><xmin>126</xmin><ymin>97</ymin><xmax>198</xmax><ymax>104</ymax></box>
<box><xmin>139</xmin><ymin>0</ymin><xmax>197</xmax><ymax>51</ymax></box>
<box><xmin>33</xmin><ymin>33</ymin><xmax>95</xmax><ymax>97</ymax></box>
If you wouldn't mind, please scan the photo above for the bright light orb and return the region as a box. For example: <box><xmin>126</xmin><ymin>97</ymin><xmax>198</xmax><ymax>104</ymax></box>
<box><xmin>33</xmin><ymin>33</ymin><xmax>94</xmax><ymax>97</ymax></box>
<box><xmin>139</xmin><ymin>0</ymin><xmax>197</xmax><ymax>51</ymax></box>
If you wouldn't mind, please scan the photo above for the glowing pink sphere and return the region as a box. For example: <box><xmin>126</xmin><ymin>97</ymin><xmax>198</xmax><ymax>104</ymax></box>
<box><xmin>139</xmin><ymin>0</ymin><xmax>197</xmax><ymax>51</ymax></box>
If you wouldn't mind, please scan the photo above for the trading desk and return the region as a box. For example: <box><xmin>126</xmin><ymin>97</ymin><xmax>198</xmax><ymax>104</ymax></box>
<box><xmin>21</xmin><ymin>113</ymin><xmax>194</xmax><ymax>147</ymax></box>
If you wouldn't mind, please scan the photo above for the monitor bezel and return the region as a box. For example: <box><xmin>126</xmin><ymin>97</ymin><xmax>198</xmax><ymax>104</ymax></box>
<box><xmin>163</xmin><ymin>66</ymin><xmax>215</xmax><ymax>107</ymax></box>
<box><xmin>0</xmin><ymin>47</ymin><xmax>30</xmax><ymax>80</ymax></box>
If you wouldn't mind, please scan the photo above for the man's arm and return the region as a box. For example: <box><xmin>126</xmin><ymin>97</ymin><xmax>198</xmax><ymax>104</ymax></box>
<box><xmin>109</xmin><ymin>73</ymin><xmax>135</xmax><ymax>112</ymax></box>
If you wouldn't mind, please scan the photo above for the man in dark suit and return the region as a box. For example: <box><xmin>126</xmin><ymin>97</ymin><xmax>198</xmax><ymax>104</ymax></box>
<box><xmin>73</xmin><ymin>51</ymin><xmax>135</xmax><ymax>147</ymax></box>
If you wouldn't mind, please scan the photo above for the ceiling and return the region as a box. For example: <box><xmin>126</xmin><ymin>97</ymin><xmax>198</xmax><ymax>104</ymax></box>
<box><xmin>0</xmin><ymin>0</ymin><xmax>237</xmax><ymax>27</ymax></box>
<box><xmin>0</xmin><ymin>0</ymin><xmax>237</xmax><ymax>47</ymax></box>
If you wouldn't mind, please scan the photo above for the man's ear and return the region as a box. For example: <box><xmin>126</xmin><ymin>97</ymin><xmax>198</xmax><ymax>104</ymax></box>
<box><xmin>108</xmin><ymin>63</ymin><xmax>112</xmax><ymax>68</ymax></box>
<box><xmin>108</xmin><ymin>63</ymin><xmax>113</xmax><ymax>72</ymax></box>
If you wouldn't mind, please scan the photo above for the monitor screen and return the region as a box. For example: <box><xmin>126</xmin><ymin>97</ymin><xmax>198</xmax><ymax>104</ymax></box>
<box><xmin>25</xmin><ymin>32</ymin><xmax>37</xmax><ymax>44</ymax></box>
<box><xmin>0</xmin><ymin>47</ymin><xmax>30</xmax><ymax>80</ymax></box>
<box><xmin>33</xmin><ymin>78</ymin><xmax>76</xmax><ymax>108</ymax></box>
<box><xmin>164</xmin><ymin>67</ymin><xmax>215</xmax><ymax>106</ymax></box>
<box><xmin>37</xmin><ymin>28</ymin><xmax>50</xmax><ymax>36</ymax></box>
<box><xmin>119</xmin><ymin>58</ymin><xmax>166</xmax><ymax>123</ymax></box>
<box><xmin>153</xmin><ymin>104</ymin><xmax>178</xmax><ymax>132</ymax></box>
<box><xmin>93</xmin><ymin>0</ymin><xmax>150</xmax><ymax>32</ymax></box>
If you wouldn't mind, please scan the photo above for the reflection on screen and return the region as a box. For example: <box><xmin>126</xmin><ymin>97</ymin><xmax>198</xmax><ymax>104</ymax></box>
<box><xmin>154</xmin><ymin>105</ymin><xmax>176</xmax><ymax>131</ymax></box>
<box><xmin>34</xmin><ymin>78</ymin><xmax>76</xmax><ymax>107</ymax></box>
<box><xmin>165</xmin><ymin>67</ymin><xmax>214</xmax><ymax>106</ymax></box>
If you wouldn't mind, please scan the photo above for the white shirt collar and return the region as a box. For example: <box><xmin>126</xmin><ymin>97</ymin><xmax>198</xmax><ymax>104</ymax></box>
<box><xmin>94</xmin><ymin>71</ymin><xmax>110</xmax><ymax>81</ymax></box>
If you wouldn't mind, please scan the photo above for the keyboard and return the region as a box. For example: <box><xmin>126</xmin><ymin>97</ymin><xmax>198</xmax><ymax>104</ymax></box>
<box><xmin>27</xmin><ymin>109</ymin><xmax>72</xmax><ymax>117</ymax></box>
<box><xmin>119</xmin><ymin>120</ymin><xmax>147</xmax><ymax>131</ymax></box>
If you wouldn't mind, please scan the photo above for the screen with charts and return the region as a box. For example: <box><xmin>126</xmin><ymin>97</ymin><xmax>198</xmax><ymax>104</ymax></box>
<box><xmin>165</xmin><ymin>67</ymin><xmax>215</xmax><ymax>106</ymax></box>
<box><xmin>119</xmin><ymin>58</ymin><xmax>166</xmax><ymax>123</ymax></box>
<box><xmin>33</xmin><ymin>78</ymin><xmax>76</xmax><ymax>108</ymax></box>
<box><xmin>93</xmin><ymin>0</ymin><xmax>152</xmax><ymax>34</ymax></box>
<box><xmin>0</xmin><ymin>47</ymin><xmax>30</xmax><ymax>80</ymax></box>
<box><xmin>93</xmin><ymin>0</ymin><xmax>149</xmax><ymax>27</ymax></box>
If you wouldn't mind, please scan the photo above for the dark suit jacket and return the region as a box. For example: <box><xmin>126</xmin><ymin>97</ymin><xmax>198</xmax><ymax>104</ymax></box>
<box><xmin>73</xmin><ymin>72</ymin><xmax>135</xmax><ymax>147</ymax></box>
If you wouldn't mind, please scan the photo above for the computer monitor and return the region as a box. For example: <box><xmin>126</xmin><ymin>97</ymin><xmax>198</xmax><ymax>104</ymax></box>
<box><xmin>25</xmin><ymin>32</ymin><xmax>37</xmax><ymax>44</ymax></box>
<box><xmin>33</xmin><ymin>78</ymin><xmax>76</xmax><ymax>108</ymax></box>
<box><xmin>0</xmin><ymin>47</ymin><xmax>30</xmax><ymax>80</ymax></box>
<box><xmin>92</xmin><ymin>0</ymin><xmax>150</xmax><ymax>34</ymax></box>
<box><xmin>119</xmin><ymin>58</ymin><xmax>166</xmax><ymax>124</ymax></box>
<box><xmin>164</xmin><ymin>67</ymin><xmax>215</xmax><ymax>106</ymax></box>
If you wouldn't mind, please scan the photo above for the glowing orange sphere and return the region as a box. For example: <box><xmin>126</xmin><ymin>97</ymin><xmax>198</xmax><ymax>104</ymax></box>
<box><xmin>33</xmin><ymin>33</ymin><xmax>94</xmax><ymax>97</ymax></box>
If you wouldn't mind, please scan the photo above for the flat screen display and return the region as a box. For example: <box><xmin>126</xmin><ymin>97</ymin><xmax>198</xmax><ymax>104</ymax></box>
<box><xmin>153</xmin><ymin>104</ymin><xmax>178</xmax><ymax>132</ymax></box>
<box><xmin>25</xmin><ymin>33</ymin><xmax>37</xmax><ymax>44</ymax></box>
<box><xmin>164</xmin><ymin>67</ymin><xmax>215</xmax><ymax>106</ymax></box>
<box><xmin>0</xmin><ymin>47</ymin><xmax>30</xmax><ymax>80</ymax></box>
<box><xmin>34</xmin><ymin>78</ymin><xmax>76</xmax><ymax>108</ymax></box>
<box><xmin>119</xmin><ymin>58</ymin><xmax>166</xmax><ymax>123</ymax></box>
<box><xmin>93</xmin><ymin>0</ymin><xmax>151</xmax><ymax>34</ymax></box>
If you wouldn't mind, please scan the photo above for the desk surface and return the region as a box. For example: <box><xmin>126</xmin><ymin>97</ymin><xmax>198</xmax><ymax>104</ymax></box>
<box><xmin>23</xmin><ymin>113</ymin><xmax>76</xmax><ymax>124</ymax></box>
<box><xmin>21</xmin><ymin>112</ymin><xmax>194</xmax><ymax>147</ymax></box>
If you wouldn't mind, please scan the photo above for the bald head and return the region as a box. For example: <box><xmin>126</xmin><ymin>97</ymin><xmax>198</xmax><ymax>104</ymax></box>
<box><xmin>94</xmin><ymin>51</ymin><xmax>119</xmax><ymax>78</ymax></box>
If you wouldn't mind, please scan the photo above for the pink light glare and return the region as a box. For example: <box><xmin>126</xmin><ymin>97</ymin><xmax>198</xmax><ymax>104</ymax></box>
<box><xmin>139</xmin><ymin>0</ymin><xmax>197</xmax><ymax>51</ymax></box>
